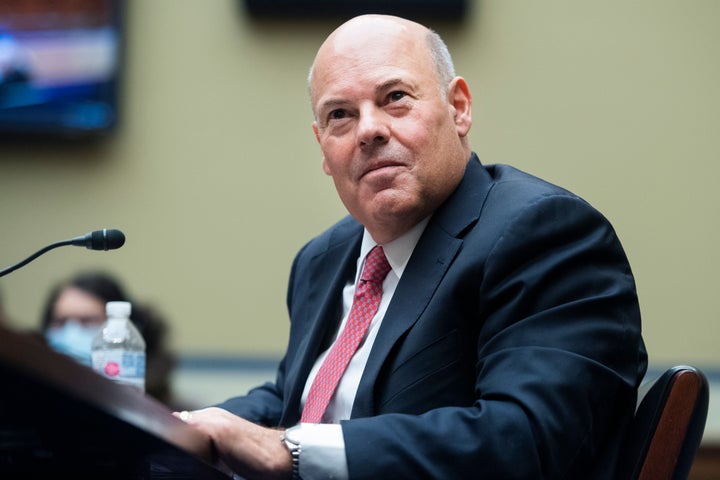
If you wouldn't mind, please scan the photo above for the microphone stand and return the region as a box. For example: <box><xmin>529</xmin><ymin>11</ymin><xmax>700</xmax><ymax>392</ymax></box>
<box><xmin>0</xmin><ymin>239</ymin><xmax>75</xmax><ymax>278</ymax></box>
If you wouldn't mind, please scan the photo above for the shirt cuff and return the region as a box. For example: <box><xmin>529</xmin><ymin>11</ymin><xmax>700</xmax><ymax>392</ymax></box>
<box><xmin>295</xmin><ymin>423</ymin><xmax>348</xmax><ymax>480</ymax></box>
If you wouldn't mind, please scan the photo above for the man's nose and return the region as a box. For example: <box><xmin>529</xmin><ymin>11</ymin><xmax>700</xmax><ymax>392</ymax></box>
<box><xmin>356</xmin><ymin>106</ymin><xmax>390</xmax><ymax>148</ymax></box>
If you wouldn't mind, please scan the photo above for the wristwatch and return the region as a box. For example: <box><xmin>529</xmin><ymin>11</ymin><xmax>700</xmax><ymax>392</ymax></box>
<box><xmin>280</xmin><ymin>425</ymin><xmax>301</xmax><ymax>480</ymax></box>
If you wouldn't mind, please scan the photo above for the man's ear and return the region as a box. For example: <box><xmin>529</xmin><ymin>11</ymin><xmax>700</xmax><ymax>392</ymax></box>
<box><xmin>448</xmin><ymin>77</ymin><xmax>472</xmax><ymax>137</ymax></box>
<box><xmin>313</xmin><ymin>122</ymin><xmax>332</xmax><ymax>175</ymax></box>
<box><xmin>312</xmin><ymin>121</ymin><xmax>321</xmax><ymax>144</ymax></box>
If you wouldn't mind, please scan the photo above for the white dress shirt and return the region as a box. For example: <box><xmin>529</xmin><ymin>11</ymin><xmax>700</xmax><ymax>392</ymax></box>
<box><xmin>294</xmin><ymin>218</ymin><xmax>429</xmax><ymax>480</ymax></box>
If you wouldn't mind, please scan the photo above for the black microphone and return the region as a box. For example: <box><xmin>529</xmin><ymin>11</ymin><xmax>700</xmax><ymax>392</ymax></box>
<box><xmin>69</xmin><ymin>228</ymin><xmax>126</xmax><ymax>251</ymax></box>
<box><xmin>0</xmin><ymin>229</ymin><xmax>126</xmax><ymax>278</ymax></box>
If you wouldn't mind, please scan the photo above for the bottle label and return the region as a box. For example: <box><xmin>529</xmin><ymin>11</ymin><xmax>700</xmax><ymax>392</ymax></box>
<box><xmin>92</xmin><ymin>350</ymin><xmax>146</xmax><ymax>391</ymax></box>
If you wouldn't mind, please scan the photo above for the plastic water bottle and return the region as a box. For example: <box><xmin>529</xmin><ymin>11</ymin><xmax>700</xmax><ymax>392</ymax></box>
<box><xmin>91</xmin><ymin>301</ymin><xmax>146</xmax><ymax>392</ymax></box>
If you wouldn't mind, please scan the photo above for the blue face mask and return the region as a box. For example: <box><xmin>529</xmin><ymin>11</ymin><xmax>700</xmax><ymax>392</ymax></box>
<box><xmin>45</xmin><ymin>321</ymin><xmax>101</xmax><ymax>367</ymax></box>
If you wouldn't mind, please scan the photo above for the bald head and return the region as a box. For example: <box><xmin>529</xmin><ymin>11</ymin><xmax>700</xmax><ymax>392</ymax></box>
<box><xmin>308</xmin><ymin>15</ymin><xmax>456</xmax><ymax>114</ymax></box>
<box><xmin>306</xmin><ymin>14</ymin><xmax>472</xmax><ymax>243</ymax></box>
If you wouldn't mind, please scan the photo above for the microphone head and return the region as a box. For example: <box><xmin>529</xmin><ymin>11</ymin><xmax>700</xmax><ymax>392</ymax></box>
<box><xmin>88</xmin><ymin>229</ymin><xmax>126</xmax><ymax>251</ymax></box>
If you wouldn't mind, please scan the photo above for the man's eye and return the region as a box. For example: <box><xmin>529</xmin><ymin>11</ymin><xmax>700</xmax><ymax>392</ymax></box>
<box><xmin>329</xmin><ymin>109</ymin><xmax>347</xmax><ymax>120</ymax></box>
<box><xmin>389</xmin><ymin>91</ymin><xmax>406</xmax><ymax>102</ymax></box>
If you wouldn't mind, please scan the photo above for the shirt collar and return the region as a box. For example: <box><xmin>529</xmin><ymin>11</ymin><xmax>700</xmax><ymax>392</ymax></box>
<box><xmin>359</xmin><ymin>216</ymin><xmax>431</xmax><ymax>279</ymax></box>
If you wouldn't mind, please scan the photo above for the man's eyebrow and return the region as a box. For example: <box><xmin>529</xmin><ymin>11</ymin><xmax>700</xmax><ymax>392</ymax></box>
<box><xmin>376</xmin><ymin>78</ymin><xmax>405</xmax><ymax>92</ymax></box>
<box><xmin>316</xmin><ymin>79</ymin><xmax>411</xmax><ymax>114</ymax></box>
<box><xmin>318</xmin><ymin>99</ymin><xmax>350</xmax><ymax>112</ymax></box>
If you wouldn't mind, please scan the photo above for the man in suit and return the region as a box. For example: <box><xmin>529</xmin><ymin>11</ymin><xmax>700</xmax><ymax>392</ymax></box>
<box><xmin>179</xmin><ymin>14</ymin><xmax>647</xmax><ymax>479</ymax></box>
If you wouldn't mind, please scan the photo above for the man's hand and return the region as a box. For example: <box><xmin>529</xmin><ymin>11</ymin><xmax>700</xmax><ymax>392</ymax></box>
<box><xmin>174</xmin><ymin>407</ymin><xmax>292</xmax><ymax>480</ymax></box>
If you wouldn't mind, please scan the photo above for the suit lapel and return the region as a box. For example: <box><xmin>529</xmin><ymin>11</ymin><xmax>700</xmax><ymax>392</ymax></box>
<box><xmin>351</xmin><ymin>155</ymin><xmax>493</xmax><ymax>417</ymax></box>
<box><xmin>281</xmin><ymin>222</ymin><xmax>363</xmax><ymax>425</ymax></box>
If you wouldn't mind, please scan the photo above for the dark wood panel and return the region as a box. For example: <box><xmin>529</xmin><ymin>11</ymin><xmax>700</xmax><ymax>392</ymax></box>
<box><xmin>689</xmin><ymin>445</ymin><xmax>720</xmax><ymax>480</ymax></box>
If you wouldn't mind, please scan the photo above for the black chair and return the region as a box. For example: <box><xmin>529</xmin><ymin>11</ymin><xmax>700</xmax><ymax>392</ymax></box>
<box><xmin>619</xmin><ymin>365</ymin><xmax>710</xmax><ymax>480</ymax></box>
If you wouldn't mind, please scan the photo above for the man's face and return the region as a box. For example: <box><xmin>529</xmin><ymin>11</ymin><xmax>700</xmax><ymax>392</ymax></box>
<box><xmin>311</xmin><ymin>16</ymin><xmax>472</xmax><ymax>243</ymax></box>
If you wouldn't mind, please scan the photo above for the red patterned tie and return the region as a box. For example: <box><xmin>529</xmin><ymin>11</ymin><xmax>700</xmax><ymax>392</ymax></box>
<box><xmin>301</xmin><ymin>246</ymin><xmax>391</xmax><ymax>423</ymax></box>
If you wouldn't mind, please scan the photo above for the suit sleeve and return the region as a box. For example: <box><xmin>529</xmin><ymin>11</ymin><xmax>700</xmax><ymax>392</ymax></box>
<box><xmin>212</xmin><ymin>363</ymin><xmax>286</xmax><ymax>426</ymax></box>
<box><xmin>342</xmin><ymin>193</ymin><xmax>647</xmax><ymax>479</ymax></box>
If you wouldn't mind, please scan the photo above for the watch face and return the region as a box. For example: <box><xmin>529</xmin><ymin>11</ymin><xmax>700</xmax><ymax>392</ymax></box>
<box><xmin>285</xmin><ymin>425</ymin><xmax>302</xmax><ymax>445</ymax></box>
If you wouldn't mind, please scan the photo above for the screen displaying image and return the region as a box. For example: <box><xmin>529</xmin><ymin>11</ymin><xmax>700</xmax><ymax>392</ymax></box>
<box><xmin>0</xmin><ymin>0</ymin><xmax>123</xmax><ymax>138</ymax></box>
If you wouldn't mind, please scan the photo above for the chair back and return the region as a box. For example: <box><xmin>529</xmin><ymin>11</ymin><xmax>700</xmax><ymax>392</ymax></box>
<box><xmin>619</xmin><ymin>365</ymin><xmax>709</xmax><ymax>480</ymax></box>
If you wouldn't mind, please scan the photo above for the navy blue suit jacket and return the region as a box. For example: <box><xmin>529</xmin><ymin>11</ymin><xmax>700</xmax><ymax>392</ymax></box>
<box><xmin>218</xmin><ymin>154</ymin><xmax>647</xmax><ymax>478</ymax></box>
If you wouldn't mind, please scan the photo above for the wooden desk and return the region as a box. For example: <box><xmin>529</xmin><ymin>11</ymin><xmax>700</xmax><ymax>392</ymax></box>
<box><xmin>0</xmin><ymin>324</ymin><xmax>228</xmax><ymax>478</ymax></box>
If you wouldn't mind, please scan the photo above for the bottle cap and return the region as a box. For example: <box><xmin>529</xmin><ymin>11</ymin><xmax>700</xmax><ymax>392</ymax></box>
<box><xmin>106</xmin><ymin>301</ymin><xmax>132</xmax><ymax>318</ymax></box>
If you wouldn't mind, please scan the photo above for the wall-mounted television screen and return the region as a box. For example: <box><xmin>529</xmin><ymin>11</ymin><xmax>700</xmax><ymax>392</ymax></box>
<box><xmin>0</xmin><ymin>0</ymin><xmax>123</xmax><ymax>139</ymax></box>
<box><xmin>244</xmin><ymin>0</ymin><xmax>467</xmax><ymax>20</ymax></box>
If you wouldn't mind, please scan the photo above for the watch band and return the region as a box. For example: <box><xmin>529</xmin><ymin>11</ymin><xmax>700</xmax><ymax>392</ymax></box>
<box><xmin>281</xmin><ymin>427</ymin><xmax>301</xmax><ymax>480</ymax></box>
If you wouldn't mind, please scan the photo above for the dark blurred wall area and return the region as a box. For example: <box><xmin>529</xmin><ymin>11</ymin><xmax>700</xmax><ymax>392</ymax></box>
<box><xmin>243</xmin><ymin>0</ymin><xmax>468</xmax><ymax>21</ymax></box>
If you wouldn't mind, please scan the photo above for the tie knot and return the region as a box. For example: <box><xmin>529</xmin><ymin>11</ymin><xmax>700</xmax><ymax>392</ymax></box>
<box><xmin>361</xmin><ymin>246</ymin><xmax>391</xmax><ymax>284</ymax></box>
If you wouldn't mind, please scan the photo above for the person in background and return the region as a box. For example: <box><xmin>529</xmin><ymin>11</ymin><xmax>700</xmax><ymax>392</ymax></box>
<box><xmin>177</xmin><ymin>14</ymin><xmax>647</xmax><ymax>479</ymax></box>
<box><xmin>40</xmin><ymin>270</ymin><xmax>184</xmax><ymax>409</ymax></box>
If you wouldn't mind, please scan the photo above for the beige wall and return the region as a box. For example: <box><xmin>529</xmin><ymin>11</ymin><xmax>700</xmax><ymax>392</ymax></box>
<box><xmin>2</xmin><ymin>1</ymin><xmax>718</xmax><ymax>367</ymax></box>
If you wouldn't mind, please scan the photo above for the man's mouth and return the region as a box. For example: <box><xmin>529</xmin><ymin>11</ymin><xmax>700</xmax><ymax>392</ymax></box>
<box><xmin>361</xmin><ymin>160</ymin><xmax>405</xmax><ymax>179</ymax></box>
